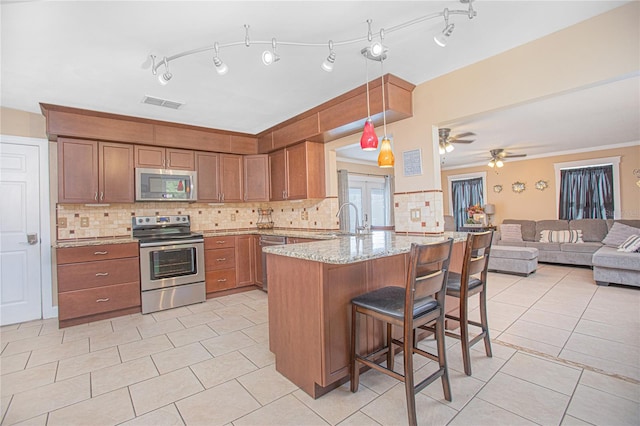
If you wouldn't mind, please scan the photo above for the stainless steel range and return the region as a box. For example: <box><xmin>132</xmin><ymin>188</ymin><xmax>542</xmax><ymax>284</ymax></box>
<box><xmin>133</xmin><ymin>215</ymin><xmax>205</xmax><ymax>314</ymax></box>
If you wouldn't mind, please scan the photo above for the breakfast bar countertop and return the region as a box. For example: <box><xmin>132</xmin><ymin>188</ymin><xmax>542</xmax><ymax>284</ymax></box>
<box><xmin>262</xmin><ymin>231</ymin><xmax>469</xmax><ymax>265</ymax></box>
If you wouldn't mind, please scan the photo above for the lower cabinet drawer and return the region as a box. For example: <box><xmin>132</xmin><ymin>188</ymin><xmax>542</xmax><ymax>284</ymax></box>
<box><xmin>57</xmin><ymin>257</ymin><xmax>140</xmax><ymax>292</ymax></box>
<box><xmin>205</xmin><ymin>248</ymin><xmax>235</xmax><ymax>270</ymax></box>
<box><xmin>58</xmin><ymin>282</ymin><xmax>141</xmax><ymax>321</ymax></box>
<box><xmin>206</xmin><ymin>268</ymin><xmax>236</xmax><ymax>293</ymax></box>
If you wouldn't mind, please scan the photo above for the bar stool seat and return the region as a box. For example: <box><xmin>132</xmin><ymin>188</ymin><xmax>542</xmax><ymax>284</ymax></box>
<box><xmin>352</xmin><ymin>287</ymin><xmax>439</xmax><ymax>320</ymax></box>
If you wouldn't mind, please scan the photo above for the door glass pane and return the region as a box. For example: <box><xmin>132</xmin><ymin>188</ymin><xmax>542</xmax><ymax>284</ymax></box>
<box><xmin>370</xmin><ymin>188</ymin><xmax>386</xmax><ymax>226</ymax></box>
<box><xmin>348</xmin><ymin>188</ymin><xmax>363</xmax><ymax>233</ymax></box>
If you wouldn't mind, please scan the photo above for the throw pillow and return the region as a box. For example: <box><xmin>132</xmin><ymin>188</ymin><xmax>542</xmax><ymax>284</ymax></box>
<box><xmin>617</xmin><ymin>234</ymin><xmax>640</xmax><ymax>252</ymax></box>
<box><xmin>500</xmin><ymin>224</ymin><xmax>523</xmax><ymax>242</ymax></box>
<box><xmin>539</xmin><ymin>229</ymin><xmax>584</xmax><ymax>243</ymax></box>
<box><xmin>602</xmin><ymin>222</ymin><xmax>640</xmax><ymax>247</ymax></box>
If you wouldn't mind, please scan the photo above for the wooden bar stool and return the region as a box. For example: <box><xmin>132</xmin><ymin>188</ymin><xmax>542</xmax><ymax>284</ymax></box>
<box><xmin>350</xmin><ymin>239</ymin><xmax>454</xmax><ymax>426</ymax></box>
<box><xmin>445</xmin><ymin>231</ymin><xmax>494</xmax><ymax>376</ymax></box>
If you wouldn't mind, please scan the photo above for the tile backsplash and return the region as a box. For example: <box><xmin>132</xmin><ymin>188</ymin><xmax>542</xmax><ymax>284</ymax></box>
<box><xmin>56</xmin><ymin>192</ymin><xmax>444</xmax><ymax>240</ymax></box>
<box><xmin>56</xmin><ymin>198</ymin><xmax>341</xmax><ymax>240</ymax></box>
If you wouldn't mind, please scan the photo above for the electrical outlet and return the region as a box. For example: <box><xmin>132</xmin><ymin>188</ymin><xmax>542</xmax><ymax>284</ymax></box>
<box><xmin>80</xmin><ymin>217</ymin><xmax>90</xmax><ymax>227</ymax></box>
<box><xmin>231</xmin><ymin>214</ymin><xmax>236</xmax><ymax>221</ymax></box>
<box><xmin>301</xmin><ymin>211</ymin><xmax>309</xmax><ymax>220</ymax></box>
<box><xmin>410</xmin><ymin>208</ymin><xmax>421</xmax><ymax>222</ymax></box>
<box><xmin>58</xmin><ymin>217</ymin><xmax>68</xmax><ymax>228</ymax></box>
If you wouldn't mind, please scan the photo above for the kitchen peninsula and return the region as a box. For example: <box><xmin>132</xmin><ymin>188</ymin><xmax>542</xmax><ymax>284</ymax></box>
<box><xmin>264</xmin><ymin>231</ymin><xmax>468</xmax><ymax>398</ymax></box>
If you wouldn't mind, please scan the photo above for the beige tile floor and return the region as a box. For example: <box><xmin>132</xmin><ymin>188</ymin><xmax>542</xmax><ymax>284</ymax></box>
<box><xmin>1</xmin><ymin>263</ymin><xmax>639</xmax><ymax>425</ymax></box>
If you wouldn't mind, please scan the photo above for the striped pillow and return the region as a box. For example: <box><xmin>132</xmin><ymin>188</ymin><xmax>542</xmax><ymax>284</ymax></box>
<box><xmin>539</xmin><ymin>229</ymin><xmax>584</xmax><ymax>243</ymax></box>
<box><xmin>617</xmin><ymin>235</ymin><xmax>640</xmax><ymax>252</ymax></box>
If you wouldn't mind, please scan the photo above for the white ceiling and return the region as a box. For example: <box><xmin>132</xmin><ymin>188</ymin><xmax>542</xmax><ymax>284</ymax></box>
<box><xmin>2</xmin><ymin>1</ymin><xmax>637</xmax><ymax>168</ymax></box>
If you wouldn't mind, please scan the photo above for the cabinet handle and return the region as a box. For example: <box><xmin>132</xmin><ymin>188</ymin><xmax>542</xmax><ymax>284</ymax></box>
<box><xmin>100</xmin><ymin>191</ymin><xmax>104</xmax><ymax>201</ymax></box>
<box><xmin>95</xmin><ymin>272</ymin><xmax>109</xmax><ymax>277</ymax></box>
<box><xmin>96</xmin><ymin>298</ymin><xmax>110</xmax><ymax>303</ymax></box>
<box><xmin>217</xmin><ymin>279</ymin><xmax>227</xmax><ymax>282</ymax></box>
<box><xmin>94</xmin><ymin>192</ymin><xmax>98</xmax><ymax>201</ymax></box>
<box><xmin>282</xmin><ymin>190</ymin><xmax>286</xmax><ymax>199</ymax></box>
<box><xmin>94</xmin><ymin>251</ymin><xmax>108</xmax><ymax>255</ymax></box>
<box><xmin>216</xmin><ymin>241</ymin><xmax>225</xmax><ymax>244</ymax></box>
<box><xmin>216</xmin><ymin>258</ymin><xmax>226</xmax><ymax>261</ymax></box>
<box><xmin>221</xmin><ymin>193</ymin><xmax>225</xmax><ymax>202</ymax></box>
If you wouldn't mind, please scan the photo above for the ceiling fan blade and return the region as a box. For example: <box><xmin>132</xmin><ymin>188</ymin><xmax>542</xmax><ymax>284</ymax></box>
<box><xmin>504</xmin><ymin>154</ymin><xmax>527</xmax><ymax>158</ymax></box>
<box><xmin>450</xmin><ymin>139</ymin><xmax>474</xmax><ymax>144</ymax></box>
<box><xmin>453</xmin><ymin>132</ymin><xmax>475</xmax><ymax>139</ymax></box>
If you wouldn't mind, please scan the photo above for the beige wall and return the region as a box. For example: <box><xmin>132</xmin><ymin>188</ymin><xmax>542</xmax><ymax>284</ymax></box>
<box><xmin>0</xmin><ymin>107</ymin><xmax>46</xmax><ymax>138</ymax></box>
<box><xmin>336</xmin><ymin>161</ymin><xmax>390</xmax><ymax>176</ymax></box>
<box><xmin>441</xmin><ymin>144</ymin><xmax>640</xmax><ymax>223</ymax></box>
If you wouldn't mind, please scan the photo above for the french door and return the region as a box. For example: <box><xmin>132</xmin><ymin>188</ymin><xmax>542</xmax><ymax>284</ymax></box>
<box><xmin>348</xmin><ymin>175</ymin><xmax>390</xmax><ymax>231</ymax></box>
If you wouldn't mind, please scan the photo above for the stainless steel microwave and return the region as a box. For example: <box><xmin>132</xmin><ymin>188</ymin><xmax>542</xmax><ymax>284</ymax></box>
<box><xmin>135</xmin><ymin>168</ymin><xmax>198</xmax><ymax>202</ymax></box>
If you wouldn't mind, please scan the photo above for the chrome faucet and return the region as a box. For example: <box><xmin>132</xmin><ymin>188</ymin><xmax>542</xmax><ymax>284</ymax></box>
<box><xmin>336</xmin><ymin>202</ymin><xmax>367</xmax><ymax>235</ymax></box>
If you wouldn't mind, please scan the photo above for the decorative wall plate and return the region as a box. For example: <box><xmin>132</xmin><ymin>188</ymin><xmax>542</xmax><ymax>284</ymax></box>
<box><xmin>512</xmin><ymin>182</ymin><xmax>526</xmax><ymax>193</ymax></box>
<box><xmin>493</xmin><ymin>184</ymin><xmax>503</xmax><ymax>193</ymax></box>
<box><xmin>535</xmin><ymin>180</ymin><xmax>548</xmax><ymax>191</ymax></box>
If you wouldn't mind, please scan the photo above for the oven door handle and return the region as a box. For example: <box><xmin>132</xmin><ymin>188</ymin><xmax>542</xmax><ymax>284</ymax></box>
<box><xmin>139</xmin><ymin>238</ymin><xmax>205</xmax><ymax>248</ymax></box>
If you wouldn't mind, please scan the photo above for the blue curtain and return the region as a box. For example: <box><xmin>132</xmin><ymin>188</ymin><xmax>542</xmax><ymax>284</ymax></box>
<box><xmin>451</xmin><ymin>177</ymin><xmax>484</xmax><ymax>230</ymax></box>
<box><xmin>559</xmin><ymin>165</ymin><xmax>613</xmax><ymax>219</ymax></box>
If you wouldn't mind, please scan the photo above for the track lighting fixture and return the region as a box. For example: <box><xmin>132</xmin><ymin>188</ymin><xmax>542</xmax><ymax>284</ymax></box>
<box><xmin>148</xmin><ymin>1</ymin><xmax>477</xmax><ymax>79</ymax></box>
<box><xmin>376</xmin><ymin>37</ymin><xmax>394</xmax><ymax>169</ymax></box>
<box><xmin>262</xmin><ymin>38</ymin><xmax>280</xmax><ymax>65</ymax></box>
<box><xmin>434</xmin><ymin>8</ymin><xmax>456</xmax><ymax>47</ymax></box>
<box><xmin>157</xmin><ymin>57</ymin><xmax>172</xmax><ymax>85</ymax></box>
<box><xmin>321</xmin><ymin>41</ymin><xmax>336</xmax><ymax>72</ymax></box>
<box><xmin>213</xmin><ymin>42</ymin><xmax>228</xmax><ymax>75</ymax></box>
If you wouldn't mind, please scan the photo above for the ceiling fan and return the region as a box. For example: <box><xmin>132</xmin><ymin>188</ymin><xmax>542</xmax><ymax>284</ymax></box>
<box><xmin>438</xmin><ymin>128</ymin><xmax>475</xmax><ymax>154</ymax></box>
<box><xmin>487</xmin><ymin>148</ymin><xmax>527</xmax><ymax>168</ymax></box>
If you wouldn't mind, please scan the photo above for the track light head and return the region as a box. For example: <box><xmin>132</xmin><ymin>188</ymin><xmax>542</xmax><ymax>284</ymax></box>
<box><xmin>158</xmin><ymin>71</ymin><xmax>172</xmax><ymax>85</ymax></box>
<box><xmin>263</xmin><ymin>38</ymin><xmax>280</xmax><ymax>65</ymax></box>
<box><xmin>213</xmin><ymin>57</ymin><xmax>228</xmax><ymax>75</ymax></box>
<box><xmin>434</xmin><ymin>23</ymin><xmax>455</xmax><ymax>47</ymax></box>
<box><xmin>156</xmin><ymin>57</ymin><xmax>172</xmax><ymax>85</ymax></box>
<box><xmin>321</xmin><ymin>41</ymin><xmax>336</xmax><ymax>72</ymax></box>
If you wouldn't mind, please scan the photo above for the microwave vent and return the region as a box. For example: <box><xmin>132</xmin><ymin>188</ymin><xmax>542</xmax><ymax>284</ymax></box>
<box><xmin>142</xmin><ymin>95</ymin><xmax>184</xmax><ymax>110</ymax></box>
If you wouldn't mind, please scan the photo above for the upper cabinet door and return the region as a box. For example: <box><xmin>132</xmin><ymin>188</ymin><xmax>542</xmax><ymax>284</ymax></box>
<box><xmin>219</xmin><ymin>154</ymin><xmax>243</xmax><ymax>203</ymax></box>
<box><xmin>195</xmin><ymin>151</ymin><xmax>220</xmax><ymax>202</ymax></box>
<box><xmin>99</xmin><ymin>142</ymin><xmax>134</xmax><ymax>203</ymax></box>
<box><xmin>243</xmin><ymin>155</ymin><xmax>269</xmax><ymax>202</ymax></box>
<box><xmin>269</xmin><ymin>149</ymin><xmax>287</xmax><ymax>201</ymax></box>
<box><xmin>134</xmin><ymin>145</ymin><xmax>165</xmax><ymax>169</ymax></box>
<box><xmin>285</xmin><ymin>142</ymin><xmax>308</xmax><ymax>200</ymax></box>
<box><xmin>58</xmin><ymin>138</ymin><xmax>99</xmax><ymax>203</ymax></box>
<box><xmin>166</xmin><ymin>148</ymin><xmax>195</xmax><ymax>170</ymax></box>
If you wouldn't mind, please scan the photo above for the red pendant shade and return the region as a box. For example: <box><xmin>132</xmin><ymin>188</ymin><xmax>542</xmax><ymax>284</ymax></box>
<box><xmin>360</xmin><ymin>118</ymin><xmax>379</xmax><ymax>151</ymax></box>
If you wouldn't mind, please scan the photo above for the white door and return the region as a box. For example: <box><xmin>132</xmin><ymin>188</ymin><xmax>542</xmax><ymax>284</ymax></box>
<box><xmin>0</xmin><ymin>143</ymin><xmax>42</xmax><ymax>325</ymax></box>
<box><xmin>348</xmin><ymin>176</ymin><xmax>390</xmax><ymax>231</ymax></box>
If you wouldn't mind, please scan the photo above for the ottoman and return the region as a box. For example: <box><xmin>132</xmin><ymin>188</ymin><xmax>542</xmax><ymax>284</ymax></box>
<box><xmin>489</xmin><ymin>246</ymin><xmax>539</xmax><ymax>276</ymax></box>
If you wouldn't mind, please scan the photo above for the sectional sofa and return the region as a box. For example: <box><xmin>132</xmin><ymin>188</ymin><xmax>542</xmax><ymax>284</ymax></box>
<box><xmin>494</xmin><ymin>218</ymin><xmax>640</xmax><ymax>287</ymax></box>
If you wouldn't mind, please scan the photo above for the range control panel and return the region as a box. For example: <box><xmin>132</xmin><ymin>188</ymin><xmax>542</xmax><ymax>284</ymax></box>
<box><xmin>132</xmin><ymin>215</ymin><xmax>190</xmax><ymax>227</ymax></box>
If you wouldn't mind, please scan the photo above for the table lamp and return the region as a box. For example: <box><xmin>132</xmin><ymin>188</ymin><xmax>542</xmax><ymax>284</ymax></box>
<box><xmin>484</xmin><ymin>204</ymin><xmax>495</xmax><ymax>226</ymax></box>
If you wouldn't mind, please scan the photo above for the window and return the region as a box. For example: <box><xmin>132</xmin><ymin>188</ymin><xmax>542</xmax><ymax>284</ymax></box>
<box><xmin>448</xmin><ymin>172</ymin><xmax>487</xmax><ymax>231</ymax></box>
<box><xmin>554</xmin><ymin>157</ymin><xmax>620</xmax><ymax>219</ymax></box>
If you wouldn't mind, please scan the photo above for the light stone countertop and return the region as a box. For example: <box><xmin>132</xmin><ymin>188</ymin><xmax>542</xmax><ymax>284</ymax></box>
<box><xmin>55</xmin><ymin>237</ymin><xmax>137</xmax><ymax>249</ymax></box>
<box><xmin>262</xmin><ymin>231</ymin><xmax>469</xmax><ymax>264</ymax></box>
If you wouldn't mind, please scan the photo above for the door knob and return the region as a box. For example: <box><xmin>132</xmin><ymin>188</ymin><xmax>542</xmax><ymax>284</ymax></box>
<box><xmin>27</xmin><ymin>233</ymin><xmax>38</xmax><ymax>245</ymax></box>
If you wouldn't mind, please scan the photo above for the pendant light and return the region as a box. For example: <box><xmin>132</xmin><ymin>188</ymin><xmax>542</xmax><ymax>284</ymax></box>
<box><xmin>360</xmin><ymin>19</ymin><xmax>378</xmax><ymax>151</ymax></box>
<box><xmin>377</xmin><ymin>32</ymin><xmax>394</xmax><ymax>168</ymax></box>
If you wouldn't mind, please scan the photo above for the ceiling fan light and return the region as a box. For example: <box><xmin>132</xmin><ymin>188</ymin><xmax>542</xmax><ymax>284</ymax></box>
<box><xmin>360</xmin><ymin>118</ymin><xmax>379</xmax><ymax>151</ymax></box>
<box><xmin>378</xmin><ymin>137</ymin><xmax>394</xmax><ymax>168</ymax></box>
<box><xmin>496</xmin><ymin>159</ymin><xmax>504</xmax><ymax>168</ymax></box>
<box><xmin>488</xmin><ymin>160</ymin><xmax>495</xmax><ymax>168</ymax></box>
<box><xmin>445</xmin><ymin>142</ymin><xmax>454</xmax><ymax>153</ymax></box>
<box><xmin>439</xmin><ymin>143</ymin><xmax>446</xmax><ymax>155</ymax></box>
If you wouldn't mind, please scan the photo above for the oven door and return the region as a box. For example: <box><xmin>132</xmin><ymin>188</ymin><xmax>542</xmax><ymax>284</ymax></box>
<box><xmin>139</xmin><ymin>240</ymin><xmax>205</xmax><ymax>291</ymax></box>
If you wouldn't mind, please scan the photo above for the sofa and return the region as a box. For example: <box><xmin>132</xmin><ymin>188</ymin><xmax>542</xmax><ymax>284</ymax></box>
<box><xmin>494</xmin><ymin>218</ymin><xmax>640</xmax><ymax>287</ymax></box>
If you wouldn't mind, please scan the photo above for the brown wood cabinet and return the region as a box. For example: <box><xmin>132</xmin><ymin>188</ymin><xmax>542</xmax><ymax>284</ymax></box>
<box><xmin>243</xmin><ymin>155</ymin><xmax>270</xmax><ymax>202</ymax></box>
<box><xmin>56</xmin><ymin>242</ymin><xmax>140</xmax><ymax>327</ymax></box>
<box><xmin>269</xmin><ymin>141</ymin><xmax>325</xmax><ymax>201</ymax></box>
<box><xmin>235</xmin><ymin>235</ymin><xmax>255</xmax><ymax>287</ymax></box>
<box><xmin>204</xmin><ymin>236</ymin><xmax>237</xmax><ymax>293</ymax></box>
<box><xmin>196</xmin><ymin>152</ymin><xmax>244</xmax><ymax>202</ymax></box>
<box><xmin>57</xmin><ymin>138</ymin><xmax>134</xmax><ymax>203</ymax></box>
<box><xmin>134</xmin><ymin>145</ymin><xmax>195</xmax><ymax>170</ymax></box>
